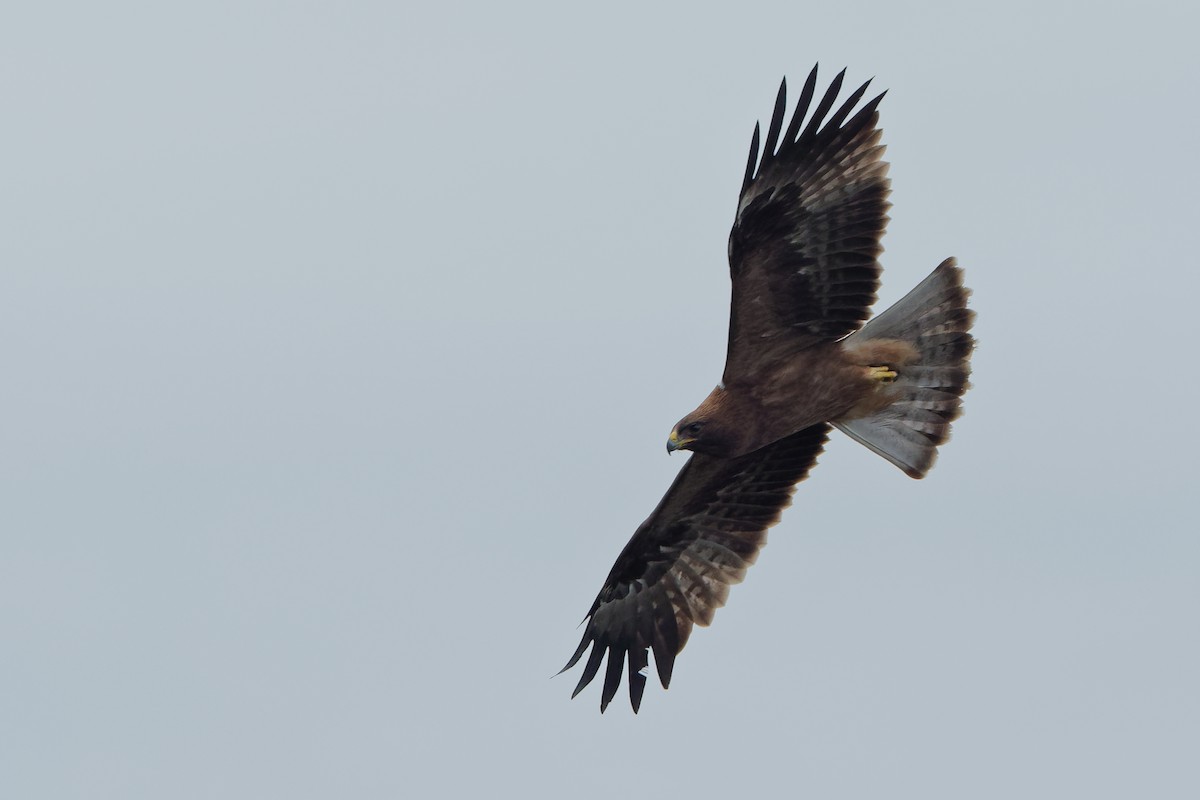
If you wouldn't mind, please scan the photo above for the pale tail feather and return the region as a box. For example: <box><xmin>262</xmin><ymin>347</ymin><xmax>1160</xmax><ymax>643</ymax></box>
<box><xmin>834</xmin><ymin>258</ymin><xmax>975</xmax><ymax>478</ymax></box>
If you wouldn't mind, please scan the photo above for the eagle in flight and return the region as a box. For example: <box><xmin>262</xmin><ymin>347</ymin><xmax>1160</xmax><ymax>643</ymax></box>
<box><xmin>562</xmin><ymin>66</ymin><xmax>975</xmax><ymax>712</ymax></box>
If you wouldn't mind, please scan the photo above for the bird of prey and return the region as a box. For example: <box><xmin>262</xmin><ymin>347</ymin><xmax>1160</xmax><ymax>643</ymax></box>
<box><xmin>561</xmin><ymin>66</ymin><xmax>975</xmax><ymax>712</ymax></box>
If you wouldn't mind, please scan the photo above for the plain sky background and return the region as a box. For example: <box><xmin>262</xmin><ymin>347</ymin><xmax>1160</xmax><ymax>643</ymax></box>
<box><xmin>4</xmin><ymin>2</ymin><xmax>1198</xmax><ymax>797</ymax></box>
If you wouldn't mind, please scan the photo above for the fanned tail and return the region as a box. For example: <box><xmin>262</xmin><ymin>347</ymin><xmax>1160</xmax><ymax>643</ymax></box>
<box><xmin>835</xmin><ymin>258</ymin><xmax>975</xmax><ymax>478</ymax></box>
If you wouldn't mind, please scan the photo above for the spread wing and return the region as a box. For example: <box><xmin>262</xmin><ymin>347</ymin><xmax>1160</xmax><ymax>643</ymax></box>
<box><xmin>725</xmin><ymin>66</ymin><xmax>891</xmax><ymax>381</ymax></box>
<box><xmin>561</xmin><ymin>424</ymin><xmax>830</xmax><ymax>712</ymax></box>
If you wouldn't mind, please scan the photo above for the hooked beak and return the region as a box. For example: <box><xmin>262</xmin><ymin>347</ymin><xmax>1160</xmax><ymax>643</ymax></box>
<box><xmin>666</xmin><ymin>429</ymin><xmax>694</xmax><ymax>454</ymax></box>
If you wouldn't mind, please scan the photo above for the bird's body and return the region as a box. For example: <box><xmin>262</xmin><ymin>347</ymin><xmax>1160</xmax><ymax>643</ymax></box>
<box><xmin>563</xmin><ymin>66</ymin><xmax>975</xmax><ymax>712</ymax></box>
<box><xmin>678</xmin><ymin>336</ymin><xmax>917</xmax><ymax>459</ymax></box>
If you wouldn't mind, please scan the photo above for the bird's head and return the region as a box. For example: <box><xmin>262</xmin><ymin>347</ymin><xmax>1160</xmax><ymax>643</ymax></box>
<box><xmin>668</xmin><ymin>414</ymin><xmax>741</xmax><ymax>457</ymax></box>
<box><xmin>667</xmin><ymin>417</ymin><xmax>707</xmax><ymax>454</ymax></box>
<box><xmin>667</xmin><ymin>384</ymin><xmax>755</xmax><ymax>457</ymax></box>
<box><xmin>668</xmin><ymin>383</ymin><xmax>744</xmax><ymax>456</ymax></box>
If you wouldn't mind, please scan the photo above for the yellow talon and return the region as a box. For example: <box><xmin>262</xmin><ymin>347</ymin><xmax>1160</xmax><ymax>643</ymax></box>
<box><xmin>867</xmin><ymin>365</ymin><xmax>898</xmax><ymax>383</ymax></box>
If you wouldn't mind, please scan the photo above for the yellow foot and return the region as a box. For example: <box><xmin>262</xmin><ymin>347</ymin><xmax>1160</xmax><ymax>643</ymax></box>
<box><xmin>866</xmin><ymin>365</ymin><xmax>898</xmax><ymax>384</ymax></box>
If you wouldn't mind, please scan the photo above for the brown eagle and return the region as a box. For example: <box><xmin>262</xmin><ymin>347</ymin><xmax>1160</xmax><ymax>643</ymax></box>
<box><xmin>562</xmin><ymin>66</ymin><xmax>975</xmax><ymax>712</ymax></box>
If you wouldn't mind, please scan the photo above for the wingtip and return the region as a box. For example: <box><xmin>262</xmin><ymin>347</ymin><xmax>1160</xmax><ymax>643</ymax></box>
<box><xmin>742</xmin><ymin>121</ymin><xmax>763</xmax><ymax>190</ymax></box>
<box><xmin>570</xmin><ymin>662</ymin><xmax>596</xmax><ymax>699</ymax></box>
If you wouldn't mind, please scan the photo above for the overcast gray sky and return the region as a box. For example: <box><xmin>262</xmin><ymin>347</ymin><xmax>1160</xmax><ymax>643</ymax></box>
<box><xmin>4</xmin><ymin>2</ymin><xmax>1198</xmax><ymax>798</ymax></box>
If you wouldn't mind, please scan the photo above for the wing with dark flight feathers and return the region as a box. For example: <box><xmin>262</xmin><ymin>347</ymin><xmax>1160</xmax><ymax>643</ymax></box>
<box><xmin>725</xmin><ymin>65</ymin><xmax>891</xmax><ymax>380</ymax></box>
<box><xmin>561</xmin><ymin>425</ymin><xmax>830</xmax><ymax>712</ymax></box>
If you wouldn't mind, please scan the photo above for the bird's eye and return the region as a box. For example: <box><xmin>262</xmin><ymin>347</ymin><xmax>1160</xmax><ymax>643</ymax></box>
<box><xmin>686</xmin><ymin>422</ymin><xmax>704</xmax><ymax>435</ymax></box>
